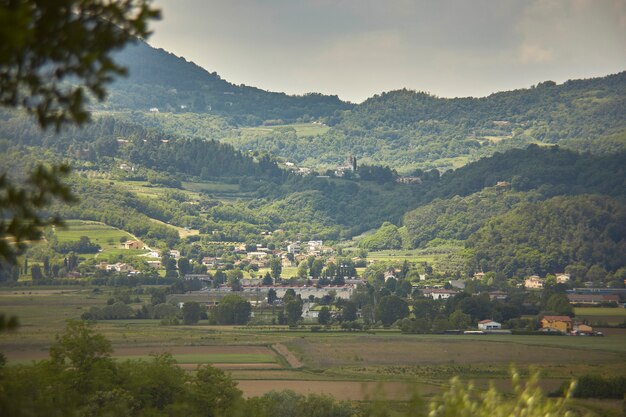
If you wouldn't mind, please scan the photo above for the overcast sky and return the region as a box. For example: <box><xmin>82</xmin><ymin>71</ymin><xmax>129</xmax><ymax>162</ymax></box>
<box><xmin>149</xmin><ymin>0</ymin><xmax>626</xmax><ymax>103</ymax></box>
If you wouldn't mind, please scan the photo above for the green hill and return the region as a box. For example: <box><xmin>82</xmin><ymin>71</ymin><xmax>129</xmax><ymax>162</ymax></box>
<box><xmin>104</xmin><ymin>41</ymin><xmax>352</xmax><ymax>124</ymax></box>
<box><xmin>222</xmin><ymin>72</ymin><xmax>626</xmax><ymax>171</ymax></box>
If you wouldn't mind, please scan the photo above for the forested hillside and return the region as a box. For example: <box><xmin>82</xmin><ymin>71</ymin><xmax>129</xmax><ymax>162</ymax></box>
<box><xmin>224</xmin><ymin>72</ymin><xmax>626</xmax><ymax>171</ymax></box>
<box><xmin>468</xmin><ymin>195</ymin><xmax>626</xmax><ymax>279</ymax></box>
<box><xmin>104</xmin><ymin>41</ymin><xmax>352</xmax><ymax>124</ymax></box>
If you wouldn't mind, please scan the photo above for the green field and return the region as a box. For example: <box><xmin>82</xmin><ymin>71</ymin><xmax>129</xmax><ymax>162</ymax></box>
<box><xmin>51</xmin><ymin>220</ymin><xmax>144</xmax><ymax>262</ymax></box>
<box><xmin>240</xmin><ymin>122</ymin><xmax>330</xmax><ymax>138</ymax></box>
<box><xmin>574</xmin><ymin>307</ymin><xmax>626</xmax><ymax>326</ymax></box>
<box><xmin>56</xmin><ymin>220</ymin><xmax>133</xmax><ymax>246</ymax></box>
<box><xmin>365</xmin><ymin>249</ymin><xmax>441</xmax><ymax>264</ymax></box>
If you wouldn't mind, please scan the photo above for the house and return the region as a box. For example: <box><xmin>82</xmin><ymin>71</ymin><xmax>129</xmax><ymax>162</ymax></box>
<box><xmin>449</xmin><ymin>279</ymin><xmax>466</xmax><ymax>290</ymax></box>
<box><xmin>541</xmin><ymin>315</ymin><xmax>573</xmax><ymax>333</ymax></box>
<box><xmin>202</xmin><ymin>257</ymin><xmax>218</xmax><ymax>267</ymax></box>
<box><xmin>123</xmin><ymin>240</ymin><xmax>143</xmax><ymax>250</ymax></box>
<box><xmin>169</xmin><ymin>250</ymin><xmax>181</xmax><ymax>259</ymax></box>
<box><xmin>396</xmin><ymin>176</ymin><xmax>422</xmax><ymax>185</ymax></box>
<box><xmin>105</xmin><ymin>263</ymin><xmax>136</xmax><ymax>273</ymax></box>
<box><xmin>287</xmin><ymin>243</ymin><xmax>301</xmax><ymax>255</ymax></box>
<box><xmin>478</xmin><ymin>320</ymin><xmax>502</xmax><ymax>331</ymax></box>
<box><xmin>146</xmin><ymin>260</ymin><xmax>161</xmax><ymax>269</ymax></box>
<box><xmin>421</xmin><ymin>288</ymin><xmax>459</xmax><ymax>300</ymax></box>
<box><xmin>524</xmin><ymin>275</ymin><xmax>545</xmax><ymax>289</ymax></box>
<box><xmin>555</xmin><ymin>273</ymin><xmax>571</xmax><ymax>284</ymax></box>
<box><xmin>488</xmin><ymin>291</ymin><xmax>508</xmax><ymax>301</ymax></box>
<box><xmin>473</xmin><ymin>272</ymin><xmax>486</xmax><ymax>281</ymax></box>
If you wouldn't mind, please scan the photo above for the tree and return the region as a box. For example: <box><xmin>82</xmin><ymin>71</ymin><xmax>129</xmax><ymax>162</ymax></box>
<box><xmin>545</xmin><ymin>293</ymin><xmax>573</xmax><ymax>316</ymax></box>
<box><xmin>177</xmin><ymin>257</ymin><xmax>191</xmax><ymax>276</ymax></box>
<box><xmin>0</xmin><ymin>0</ymin><xmax>159</xmax><ymax>266</ymax></box>
<box><xmin>0</xmin><ymin>0</ymin><xmax>160</xmax><ymax>129</ymax></box>
<box><xmin>0</xmin><ymin>165</ymin><xmax>75</xmax><ymax>266</ymax></box>
<box><xmin>270</xmin><ymin>257</ymin><xmax>282</xmax><ymax>280</ymax></box>
<box><xmin>262</xmin><ymin>272</ymin><xmax>273</xmax><ymax>286</ymax></box>
<box><xmin>49</xmin><ymin>320</ymin><xmax>114</xmax><ymax>392</ymax></box>
<box><xmin>182</xmin><ymin>302</ymin><xmax>201</xmax><ymax>325</ymax></box>
<box><xmin>429</xmin><ymin>371</ymin><xmax>575</xmax><ymax>417</ymax></box>
<box><xmin>341</xmin><ymin>301</ymin><xmax>357</xmax><ymax>322</ymax></box>
<box><xmin>214</xmin><ymin>294</ymin><xmax>251</xmax><ymax>325</ymax></box>
<box><xmin>449</xmin><ymin>310</ymin><xmax>471</xmax><ymax>329</ymax></box>
<box><xmin>376</xmin><ymin>295</ymin><xmax>409</xmax><ymax>326</ymax></box>
<box><xmin>267</xmin><ymin>288</ymin><xmax>277</xmax><ymax>304</ymax></box>
<box><xmin>30</xmin><ymin>264</ymin><xmax>43</xmax><ymax>281</ymax></box>
<box><xmin>297</xmin><ymin>261</ymin><xmax>308</xmax><ymax>279</ymax></box>
<box><xmin>284</xmin><ymin>299</ymin><xmax>303</xmax><ymax>326</ymax></box>
<box><xmin>318</xmin><ymin>306</ymin><xmax>331</xmax><ymax>325</ymax></box>
<box><xmin>190</xmin><ymin>365</ymin><xmax>242</xmax><ymax>416</ymax></box>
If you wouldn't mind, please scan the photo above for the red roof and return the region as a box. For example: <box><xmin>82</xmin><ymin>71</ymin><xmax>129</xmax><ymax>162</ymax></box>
<box><xmin>478</xmin><ymin>319</ymin><xmax>496</xmax><ymax>324</ymax></box>
<box><xmin>542</xmin><ymin>315</ymin><xmax>572</xmax><ymax>322</ymax></box>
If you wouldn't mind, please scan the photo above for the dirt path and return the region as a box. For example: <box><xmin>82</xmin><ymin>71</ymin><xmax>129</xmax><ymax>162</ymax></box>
<box><xmin>272</xmin><ymin>343</ymin><xmax>303</xmax><ymax>369</ymax></box>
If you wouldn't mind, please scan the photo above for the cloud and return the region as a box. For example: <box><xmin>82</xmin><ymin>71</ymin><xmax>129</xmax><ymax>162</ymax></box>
<box><xmin>149</xmin><ymin>0</ymin><xmax>626</xmax><ymax>102</ymax></box>
<box><xmin>518</xmin><ymin>43</ymin><xmax>553</xmax><ymax>64</ymax></box>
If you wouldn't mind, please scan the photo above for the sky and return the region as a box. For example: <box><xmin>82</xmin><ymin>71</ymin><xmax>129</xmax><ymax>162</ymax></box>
<box><xmin>149</xmin><ymin>0</ymin><xmax>626</xmax><ymax>103</ymax></box>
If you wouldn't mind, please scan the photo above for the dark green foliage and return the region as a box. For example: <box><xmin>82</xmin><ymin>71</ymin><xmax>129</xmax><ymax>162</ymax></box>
<box><xmin>284</xmin><ymin>299</ymin><xmax>303</xmax><ymax>326</ymax></box>
<box><xmin>108</xmin><ymin>41</ymin><xmax>352</xmax><ymax>123</ymax></box>
<box><xmin>468</xmin><ymin>195</ymin><xmax>626</xmax><ymax>278</ymax></box>
<box><xmin>53</xmin><ymin>236</ymin><xmax>100</xmax><ymax>254</ymax></box>
<box><xmin>228</xmin><ymin>73</ymin><xmax>626</xmax><ymax>170</ymax></box>
<box><xmin>359</xmin><ymin>222</ymin><xmax>403</xmax><ymax>250</ymax></box>
<box><xmin>318</xmin><ymin>307</ymin><xmax>331</xmax><ymax>325</ymax></box>
<box><xmin>0</xmin><ymin>164</ymin><xmax>76</xmax><ymax>265</ymax></box>
<box><xmin>377</xmin><ymin>295</ymin><xmax>409</xmax><ymax>326</ymax></box>
<box><xmin>81</xmin><ymin>302</ymin><xmax>135</xmax><ymax>320</ymax></box>
<box><xmin>214</xmin><ymin>294</ymin><xmax>251</xmax><ymax>325</ymax></box>
<box><xmin>404</xmin><ymin>187</ymin><xmax>539</xmax><ymax>248</ymax></box>
<box><xmin>0</xmin><ymin>0</ymin><xmax>159</xmax><ymax>129</ymax></box>
<box><xmin>182</xmin><ymin>301</ymin><xmax>201</xmax><ymax>325</ymax></box>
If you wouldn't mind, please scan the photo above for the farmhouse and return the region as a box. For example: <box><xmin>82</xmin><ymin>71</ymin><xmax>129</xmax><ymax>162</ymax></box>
<box><xmin>555</xmin><ymin>273</ymin><xmax>571</xmax><ymax>284</ymax></box>
<box><xmin>524</xmin><ymin>275</ymin><xmax>545</xmax><ymax>289</ymax></box>
<box><xmin>477</xmin><ymin>320</ymin><xmax>502</xmax><ymax>331</ymax></box>
<box><xmin>421</xmin><ymin>288</ymin><xmax>459</xmax><ymax>300</ymax></box>
<box><xmin>541</xmin><ymin>315</ymin><xmax>573</xmax><ymax>333</ymax></box>
<box><xmin>123</xmin><ymin>240</ymin><xmax>143</xmax><ymax>250</ymax></box>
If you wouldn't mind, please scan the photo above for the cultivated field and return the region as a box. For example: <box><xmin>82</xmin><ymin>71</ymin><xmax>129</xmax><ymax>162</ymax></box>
<box><xmin>1</xmin><ymin>286</ymin><xmax>625</xmax><ymax>412</ymax></box>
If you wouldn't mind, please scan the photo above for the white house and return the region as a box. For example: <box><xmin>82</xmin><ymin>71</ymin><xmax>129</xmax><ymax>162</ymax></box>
<box><xmin>422</xmin><ymin>288</ymin><xmax>459</xmax><ymax>300</ymax></box>
<box><xmin>477</xmin><ymin>320</ymin><xmax>502</xmax><ymax>330</ymax></box>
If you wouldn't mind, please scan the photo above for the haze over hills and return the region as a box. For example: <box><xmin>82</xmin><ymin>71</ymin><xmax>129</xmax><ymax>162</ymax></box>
<box><xmin>98</xmin><ymin>41</ymin><xmax>626</xmax><ymax>172</ymax></box>
<box><xmin>106</xmin><ymin>41</ymin><xmax>352</xmax><ymax>124</ymax></box>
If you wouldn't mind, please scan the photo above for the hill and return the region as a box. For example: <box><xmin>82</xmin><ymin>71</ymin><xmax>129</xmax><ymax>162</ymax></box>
<box><xmin>103</xmin><ymin>41</ymin><xmax>352</xmax><ymax>124</ymax></box>
<box><xmin>223</xmin><ymin>72</ymin><xmax>626</xmax><ymax>171</ymax></box>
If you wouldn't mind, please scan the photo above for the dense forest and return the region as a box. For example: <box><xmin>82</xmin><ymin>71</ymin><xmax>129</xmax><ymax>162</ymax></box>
<box><xmin>221</xmin><ymin>72</ymin><xmax>626</xmax><ymax>171</ymax></box>
<box><xmin>468</xmin><ymin>195</ymin><xmax>626</xmax><ymax>279</ymax></box>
